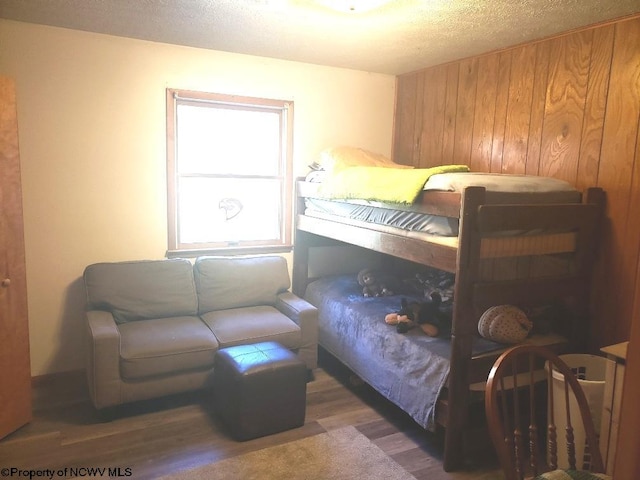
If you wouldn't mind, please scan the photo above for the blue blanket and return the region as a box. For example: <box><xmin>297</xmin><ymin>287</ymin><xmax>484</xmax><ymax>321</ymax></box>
<box><xmin>305</xmin><ymin>274</ymin><xmax>502</xmax><ymax>431</ymax></box>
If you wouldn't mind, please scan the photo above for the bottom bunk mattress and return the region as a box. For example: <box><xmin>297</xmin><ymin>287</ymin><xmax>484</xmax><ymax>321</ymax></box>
<box><xmin>304</xmin><ymin>274</ymin><xmax>503</xmax><ymax>431</ymax></box>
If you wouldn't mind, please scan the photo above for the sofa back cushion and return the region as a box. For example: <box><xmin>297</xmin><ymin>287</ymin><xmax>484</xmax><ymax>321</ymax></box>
<box><xmin>84</xmin><ymin>259</ymin><xmax>198</xmax><ymax>323</ymax></box>
<box><xmin>194</xmin><ymin>256</ymin><xmax>290</xmax><ymax>313</ymax></box>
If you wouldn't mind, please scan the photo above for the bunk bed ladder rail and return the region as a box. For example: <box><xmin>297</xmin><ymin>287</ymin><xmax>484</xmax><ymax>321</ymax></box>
<box><xmin>442</xmin><ymin>186</ymin><xmax>605</xmax><ymax>471</ymax></box>
<box><xmin>444</xmin><ymin>186</ymin><xmax>486</xmax><ymax>471</ymax></box>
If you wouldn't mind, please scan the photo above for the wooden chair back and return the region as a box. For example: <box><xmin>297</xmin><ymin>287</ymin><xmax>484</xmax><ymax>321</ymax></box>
<box><xmin>485</xmin><ymin>345</ymin><xmax>605</xmax><ymax>480</ymax></box>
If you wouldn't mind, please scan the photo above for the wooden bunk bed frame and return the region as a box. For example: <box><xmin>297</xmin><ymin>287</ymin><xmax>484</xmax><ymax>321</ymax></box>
<box><xmin>292</xmin><ymin>179</ymin><xmax>605</xmax><ymax>471</ymax></box>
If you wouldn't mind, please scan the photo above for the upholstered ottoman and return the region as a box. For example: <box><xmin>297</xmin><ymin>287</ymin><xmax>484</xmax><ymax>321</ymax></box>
<box><xmin>213</xmin><ymin>341</ymin><xmax>307</xmax><ymax>440</ymax></box>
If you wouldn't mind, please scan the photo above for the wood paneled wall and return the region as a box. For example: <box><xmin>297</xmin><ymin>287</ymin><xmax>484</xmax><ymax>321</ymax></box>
<box><xmin>393</xmin><ymin>15</ymin><xmax>640</xmax><ymax>349</ymax></box>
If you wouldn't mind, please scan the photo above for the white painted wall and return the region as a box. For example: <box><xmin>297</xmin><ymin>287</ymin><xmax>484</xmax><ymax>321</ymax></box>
<box><xmin>0</xmin><ymin>19</ymin><xmax>396</xmax><ymax>376</ymax></box>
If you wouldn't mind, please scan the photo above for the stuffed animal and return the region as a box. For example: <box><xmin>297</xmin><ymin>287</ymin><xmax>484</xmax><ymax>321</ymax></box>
<box><xmin>357</xmin><ymin>268</ymin><xmax>394</xmax><ymax>297</ymax></box>
<box><xmin>384</xmin><ymin>293</ymin><xmax>443</xmax><ymax>336</ymax></box>
<box><xmin>385</xmin><ymin>311</ymin><xmax>412</xmax><ymax>333</ymax></box>
<box><xmin>415</xmin><ymin>269</ymin><xmax>455</xmax><ymax>302</ymax></box>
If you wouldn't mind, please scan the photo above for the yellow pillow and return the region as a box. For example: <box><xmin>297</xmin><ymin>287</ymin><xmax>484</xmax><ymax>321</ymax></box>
<box><xmin>315</xmin><ymin>146</ymin><xmax>413</xmax><ymax>174</ymax></box>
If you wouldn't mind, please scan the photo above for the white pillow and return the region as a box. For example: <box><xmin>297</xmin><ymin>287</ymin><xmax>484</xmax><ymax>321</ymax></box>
<box><xmin>478</xmin><ymin>305</ymin><xmax>532</xmax><ymax>344</ymax></box>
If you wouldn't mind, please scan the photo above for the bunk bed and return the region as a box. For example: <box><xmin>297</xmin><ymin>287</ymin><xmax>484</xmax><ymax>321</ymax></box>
<box><xmin>291</xmin><ymin>166</ymin><xmax>605</xmax><ymax>471</ymax></box>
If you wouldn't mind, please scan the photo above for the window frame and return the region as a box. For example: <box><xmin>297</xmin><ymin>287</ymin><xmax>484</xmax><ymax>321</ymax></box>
<box><xmin>166</xmin><ymin>88</ymin><xmax>294</xmax><ymax>257</ymax></box>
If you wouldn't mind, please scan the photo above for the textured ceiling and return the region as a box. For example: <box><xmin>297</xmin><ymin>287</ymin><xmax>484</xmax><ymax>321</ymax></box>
<box><xmin>1</xmin><ymin>0</ymin><xmax>639</xmax><ymax>75</ymax></box>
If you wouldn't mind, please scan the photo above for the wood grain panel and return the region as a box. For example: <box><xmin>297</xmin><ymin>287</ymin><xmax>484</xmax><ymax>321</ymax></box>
<box><xmin>392</xmin><ymin>15</ymin><xmax>640</xmax><ymax>349</ymax></box>
<box><xmin>393</xmin><ymin>73</ymin><xmax>418</xmax><ymax>165</ymax></box>
<box><xmin>502</xmin><ymin>44</ymin><xmax>537</xmax><ymax>174</ymax></box>
<box><xmin>490</xmin><ymin>51</ymin><xmax>512</xmax><ymax>172</ymax></box>
<box><xmin>419</xmin><ymin>67</ymin><xmax>447</xmax><ymax>167</ymax></box>
<box><xmin>417</xmin><ymin>69</ymin><xmax>435</xmax><ymax>167</ymax></box>
<box><xmin>539</xmin><ymin>32</ymin><xmax>592</xmax><ymax>183</ymax></box>
<box><xmin>412</xmin><ymin>72</ymin><xmax>425</xmax><ymax>166</ymax></box>
<box><xmin>453</xmin><ymin>58</ymin><xmax>479</xmax><ymax>165</ymax></box>
<box><xmin>442</xmin><ymin>63</ymin><xmax>460</xmax><ymax>165</ymax></box>
<box><xmin>525</xmin><ymin>41</ymin><xmax>551</xmax><ymax>176</ymax></box>
<box><xmin>470</xmin><ymin>54</ymin><xmax>499</xmax><ymax>172</ymax></box>
<box><xmin>576</xmin><ymin>25</ymin><xmax>614</xmax><ymax>191</ymax></box>
<box><xmin>594</xmin><ymin>19</ymin><xmax>640</xmax><ymax>345</ymax></box>
<box><xmin>610</xmin><ymin>20</ymin><xmax>640</xmax><ymax>343</ymax></box>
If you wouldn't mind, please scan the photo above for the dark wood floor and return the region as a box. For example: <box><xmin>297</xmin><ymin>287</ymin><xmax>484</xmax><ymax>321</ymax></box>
<box><xmin>0</xmin><ymin>353</ymin><xmax>503</xmax><ymax>479</ymax></box>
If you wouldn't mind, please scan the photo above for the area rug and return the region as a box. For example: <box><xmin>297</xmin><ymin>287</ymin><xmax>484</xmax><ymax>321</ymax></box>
<box><xmin>161</xmin><ymin>426</ymin><xmax>416</xmax><ymax>480</ymax></box>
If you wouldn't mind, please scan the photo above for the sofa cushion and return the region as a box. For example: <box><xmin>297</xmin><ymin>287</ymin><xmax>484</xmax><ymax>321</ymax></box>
<box><xmin>194</xmin><ymin>256</ymin><xmax>290</xmax><ymax>313</ymax></box>
<box><xmin>84</xmin><ymin>259</ymin><xmax>198</xmax><ymax>324</ymax></box>
<box><xmin>118</xmin><ymin>316</ymin><xmax>218</xmax><ymax>379</ymax></box>
<box><xmin>201</xmin><ymin>306</ymin><xmax>302</xmax><ymax>350</ymax></box>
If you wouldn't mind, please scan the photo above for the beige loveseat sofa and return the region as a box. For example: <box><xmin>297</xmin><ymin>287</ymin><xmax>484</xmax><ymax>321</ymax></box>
<box><xmin>83</xmin><ymin>255</ymin><xmax>318</xmax><ymax>409</ymax></box>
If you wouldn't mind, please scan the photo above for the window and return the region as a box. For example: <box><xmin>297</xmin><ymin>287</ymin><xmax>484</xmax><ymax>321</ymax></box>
<box><xmin>166</xmin><ymin>89</ymin><xmax>293</xmax><ymax>256</ymax></box>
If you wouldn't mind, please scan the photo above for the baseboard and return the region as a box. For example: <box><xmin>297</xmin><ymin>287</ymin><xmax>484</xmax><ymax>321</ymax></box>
<box><xmin>31</xmin><ymin>369</ymin><xmax>89</xmax><ymax>411</ymax></box>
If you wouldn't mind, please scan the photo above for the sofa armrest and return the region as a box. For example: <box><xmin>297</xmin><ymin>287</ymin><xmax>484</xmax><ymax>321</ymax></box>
<box><xmin>86</xmin><ymin>310</ymin><xmax>122</xmax><ymax>409</ymax></box>
<box><xmin>275</xmin><ymin>292</ymin><xmax>318</xmax><ymax>369</ymax></box>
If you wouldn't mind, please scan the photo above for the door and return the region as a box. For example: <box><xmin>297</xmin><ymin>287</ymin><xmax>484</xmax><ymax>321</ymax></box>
<box><xmin>0</xmin><ymin>75</ymin><xmax>32</xmax><ymax>439</ymax></box>
<box><xmin>613</xmin><ymin>314</ymin><xmax>640</xmax><ymax>477</ymax></box>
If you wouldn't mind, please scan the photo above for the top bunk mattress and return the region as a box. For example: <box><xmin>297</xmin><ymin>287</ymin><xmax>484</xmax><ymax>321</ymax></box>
<box><xmin>302</xmin><ymin>172</ymin><xmax>582</xmax><ymax>237</ymax></box>
<box><xmin>423</xmin><ymin>172</ymin><xmax>580</xmax><ymax>201</ymax></box>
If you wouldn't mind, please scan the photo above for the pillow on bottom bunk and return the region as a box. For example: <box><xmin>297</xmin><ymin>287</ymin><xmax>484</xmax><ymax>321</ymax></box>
<box><xmin>478</xmin><ymin>305</ymin><xmax>532</xmax><ymax>344</ymax></box>
<box><xmin>534</xmin><ymin>470</ymin><xmax>611</xmax><ymax>480</ymax></box>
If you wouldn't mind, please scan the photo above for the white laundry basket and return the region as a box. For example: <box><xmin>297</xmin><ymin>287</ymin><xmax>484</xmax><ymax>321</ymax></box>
<box><xmin>546</xmin><ymin>354</ymin><xmax>613</xmax><ymax>470</ymax></box>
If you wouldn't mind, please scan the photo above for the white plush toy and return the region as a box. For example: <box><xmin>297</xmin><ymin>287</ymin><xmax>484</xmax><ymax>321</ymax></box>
<box><xmin>478</xmin><ymin>305</ymin><xmax>532</xmax><ymax>344</ymax></box>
